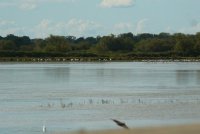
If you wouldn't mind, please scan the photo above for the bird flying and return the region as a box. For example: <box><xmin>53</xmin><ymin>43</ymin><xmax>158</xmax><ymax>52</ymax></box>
<box><xmin>111</xmin><ymin>119</ymin><xmax>129</xmax><ymax>129</ymax></box>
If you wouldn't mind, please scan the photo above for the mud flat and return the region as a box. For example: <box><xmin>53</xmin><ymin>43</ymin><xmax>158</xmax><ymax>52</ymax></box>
<box><xmin>64</xmin><ymin>124</ymin><xmax>200</xmax><ymax>134</ymax></box>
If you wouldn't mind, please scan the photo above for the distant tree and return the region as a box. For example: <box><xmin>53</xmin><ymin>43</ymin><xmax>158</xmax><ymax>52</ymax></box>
<box><xmin>32</xmin><ymin>39</ymin><xmax>46</xmax><ymax>52</ymax></box>
<box><xmin>5</xmin><ymin>34</ymin><xmax>31</xmax><ymax>48</ymax></box>
<box><xmin>85</xmin><ymin>37</ymin><xmax>98</xmax><ymax>44</ymax></box>
<box><xmin>95</xmin><ymin>34</ymin><xmax>134</xmax><ymax>52</ymax></box>
<box><xmin>134</xmin><ymin>33</ymin><xmax>155</xmax><ymax>42</ymax></box>
<box><xmin>0</xmin><ymin>40</ymin><xmax>16</xmax><ymax>51</ymax></box>
<box><xmin>44</xmin><ymin>35</ymin><xmax>71</xmax><ymax>52</ymax></box>
<box><xmin>0</xmin><ymin>32</ymin><xmax>200</xmax><ymax>57</ymax></box>
<box><xmin>174</xmin><ymin>34</ymin><xmax>195</xmax><ymax>55</ymax></box>
<box><xmin>5</xmin><ymin>34</ymin><xmax>17</xmax><ymax>40</ymax></box>
<box><xmin>117</xmin><ymin>36</ymin><xmax>135</xmax><ymax>51</ymax></box>
<box><xmin>158</xmin><ymin>33</ymin><xmax>171</xmax><ymax>38</ymax></box>
<box><xmin>72</xmin><ymin>41</ymin><xmax>91</xmax><ymax>51</ymax></box>
<box><xmin>75</xmin><ymin>37</ymin><xmax>85</xmax><ymax>43</ymax></box>
<box><xmin>135</xmin><ymin>38</ymin><xmax>173</xmax><ymax>52</ymax></box>
<box><xmin>72</xmin><ymin>37</ymin><xmax>96</xmax><ymax>51</ymax></box>
<box><xmin>194</xmin><ymin>32</ymin><xmax>200</xmax><ymax>54</ymax></box>
<box><xmin>65</xmin><ymin>36</ymin><xmax>76</xmax><ymax>43</ymax></box>
<box><xmin>95</xmin><ymin>36</ymin><xmax>110</xmax><ymax>52</ymax></box>
<box><xmin>118</xmin><ymin>32</ymin><xmax>134</xmax><ymax>39</ymax></box>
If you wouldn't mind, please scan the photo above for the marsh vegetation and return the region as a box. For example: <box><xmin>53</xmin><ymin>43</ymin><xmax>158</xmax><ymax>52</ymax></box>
<box><xmin>1</xmin><ymin>32</ymin><xmax>200</xmax><ymax>61</ymax></box>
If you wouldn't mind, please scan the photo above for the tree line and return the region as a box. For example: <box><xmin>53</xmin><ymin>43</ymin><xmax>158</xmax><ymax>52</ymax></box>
<box><xmin>0</xmin><ymin>32</ymin><xmax>200</xmax><ymax>58</ymax></box>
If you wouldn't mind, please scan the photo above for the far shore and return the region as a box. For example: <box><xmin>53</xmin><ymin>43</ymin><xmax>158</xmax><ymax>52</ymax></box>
<box><xmin>1</xmin><ymin>57</ymin><xmax>200</xmax><ymax>62</ymax></box>
<box><xmin>57</xmin><ymin>124</ymin><xmax>200</xmax><ymax>134</ymax></box>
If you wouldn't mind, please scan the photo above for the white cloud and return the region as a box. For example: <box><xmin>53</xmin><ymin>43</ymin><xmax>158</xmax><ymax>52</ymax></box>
<box><xmin>32</xmin><ymin>19</ymin><xmax>103</xmax><ymax>38</ymax></box>
<box><xmin>66</xmin><ymin>19</ymin><xmax>103</xmax><ymax>36</ymax></box>
<box><xmin>0</xmin><ymin>17</ymin><xmax>152</xmax><ymax>38</ymax></box>
<box><xmin>0</xmin><ymin>2</ymin><xmax>15</xmax><ymax>8</ymax></box>
<box><xmin>33</xmin><ymin>19</ymin><xmax>50</xmax><ymax>38</ymax></box>
<box><xmin>0</xmin><ymin>19</ymin><xmax>15</xmax><ymax>26</ymax></box>
<box><xmin>135</xmin><ymin>19</ymin><xmax>148</xmax><ymax>34</ymax></box>
<box><xmin>36</xmin><ymin>19</ymin><xmax>51</xmax><ymax>29</ymax></box>
<box><xmin>0</xmin><ymin>0</ymin><xmax>76</xmax><ymax>10</ymax></box>
<box><xmin>112</xmin><ymin>19</ymin><xmax>150</xmax><ymax>35</ymax></box>
<box><xmin>179</xmin><ymin>23</ymin><xmax>200</xmax><ymax>34</ymax></box>
<box><xmin>164</xmin><ymin>26</ymin><xmax>176</xmax><ymax>34</ymax></box>
<box><xmin>0</xmin><ymin>19</ymin><xmax>24</xmax><ymax>36</ymax></box>
<box><xmin>100</xmin><ymin>0</ymin><xmax>134</xmax><ymax>8</ymax></box>
<box><xmin>19</xmin><ymin>2</ymin><xmax>37</xmax><ymax>10</ymax></box>
<box><xmin>0</xmin><ymin>18</ymin><xmax>103</xmax><ymax>38</ymax></box>
<box><xmin>113</xmin><ymin>22</ymin><xmax>134</xmax><ymax>34</ymax></box>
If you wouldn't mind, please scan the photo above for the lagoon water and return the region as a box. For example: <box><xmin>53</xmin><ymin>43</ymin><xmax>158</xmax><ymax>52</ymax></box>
<box><xmin>0</xmin><ymin>62</ymin><xmax>200</xmax><ymax>134</ymax></box>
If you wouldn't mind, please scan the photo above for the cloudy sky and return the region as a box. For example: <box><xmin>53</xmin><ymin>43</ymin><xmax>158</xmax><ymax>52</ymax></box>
<box><xmin>0</xmin><ymin>0</ymin><xmax>200</xmax><ymax>38</ymax></box>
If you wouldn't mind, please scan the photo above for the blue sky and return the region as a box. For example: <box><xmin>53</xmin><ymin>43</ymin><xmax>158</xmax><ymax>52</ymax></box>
<box><xmin>0</xmin><ymin>0</ymin><xmax>200</xmax><ymax>38</ymax></box>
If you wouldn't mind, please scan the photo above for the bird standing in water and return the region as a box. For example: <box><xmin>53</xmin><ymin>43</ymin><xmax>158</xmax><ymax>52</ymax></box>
<box><xmin>42</xmin><ymin>124</ymin><xmax>46</xmax><ymax>133</ymax></box>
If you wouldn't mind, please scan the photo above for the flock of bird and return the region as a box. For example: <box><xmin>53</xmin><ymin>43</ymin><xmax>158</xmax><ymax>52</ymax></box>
<box><xmin>42</xmin><ymin>119</ymin><xmax>129</xmax><ymax>133</ymax></box>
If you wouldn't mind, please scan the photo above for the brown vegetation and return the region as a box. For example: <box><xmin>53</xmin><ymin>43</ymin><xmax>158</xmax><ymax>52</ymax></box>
<box><xmin>65</xmin><ymin>124</ymin><xmax>200</xmax><ymax>134</ymax></box>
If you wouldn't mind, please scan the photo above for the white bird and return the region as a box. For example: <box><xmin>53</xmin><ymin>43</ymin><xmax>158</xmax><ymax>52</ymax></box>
<box><xmin>42</xmin><ymin>124</ymin><xmax>46</xmax><ymax>133</ymax></box>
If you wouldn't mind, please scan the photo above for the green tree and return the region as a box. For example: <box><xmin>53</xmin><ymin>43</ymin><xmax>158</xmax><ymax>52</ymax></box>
<box><xmin>174</xmin><ymin>34</ymin><xmax>195</xmax><ymax>55</ymax></box>
<box><xmin>158</xmin><ymin>33</ymin><xmax>170</xmax><ymax>39</ymax></box>
<box><xmin>5</xmin><ymin>34</ymin><xmax>31</xmax><ymax>50</ymax></box>
<box><xmin>95</xmin><ymin>36</ymin><xmax>109</xmax><ymax>52</ymax></box>
<box><xmin>135</xmin><ymin>38</ymin><xmax>173</xmax><ymax>52</ymax></box>
<box><xmin>118</xmin><ymin>32</ymin><xmax>134</xmax><ymax>39</ymax></box>
<box><xmin>96</xmin><ymin>34</ymin><xmax>134</xmax><ymax>52</ymax></box>
<box><xmin>44</xmin><ymin>35</ymin><xmax>71</xmax><ymax>52</ymax></box>
<box><xmin>0</xmin><ymin>40</ymin><xmax>16</xmax><ymax>51</ymax></box>
<box><xmin>32</xmin><ymin>39</ymin><xmax>46</xmax><ymax>52</ymax></box>
<box><xmin>194</xmin><ymin>32</ymin><xmax>200</xmax><ymax>54</ymax></box>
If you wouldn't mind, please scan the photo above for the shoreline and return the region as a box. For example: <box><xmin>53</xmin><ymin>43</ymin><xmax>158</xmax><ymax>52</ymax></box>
<box><xmin>63</xmin><ymin>124</ymin><xmax>200</xmax><ymax>134</ymax></box>
<box><xmin>0</xmin><ymin>57</ymin><xmax>200</xmax><ymax>62</ymax></box>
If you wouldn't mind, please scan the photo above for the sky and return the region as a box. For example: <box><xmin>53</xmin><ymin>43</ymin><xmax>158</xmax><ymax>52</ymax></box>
<box><xmin>0</xmin><ymin>0</ymin><xmax>200</xmax><ymax>38</ymax></box>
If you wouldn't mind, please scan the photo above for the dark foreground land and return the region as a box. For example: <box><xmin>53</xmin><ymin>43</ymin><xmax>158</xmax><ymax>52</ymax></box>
<box><xmin>60</xmin><ymin>124</ymin><xmax>200</xmax><ymax>134</ymax></box>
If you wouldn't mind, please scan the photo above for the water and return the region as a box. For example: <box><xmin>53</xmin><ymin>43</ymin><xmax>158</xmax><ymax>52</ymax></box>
<box><xmin>0</xmin><ymin>62</ymin><xmax>200</xmax><ymax>134</ymax></box>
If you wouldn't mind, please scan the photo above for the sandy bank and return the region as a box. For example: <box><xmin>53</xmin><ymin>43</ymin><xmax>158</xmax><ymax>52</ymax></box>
<box><xmin>58</xmin><ymin>124</ymin><xmax>200</xmax><ymax>134</ymax></box>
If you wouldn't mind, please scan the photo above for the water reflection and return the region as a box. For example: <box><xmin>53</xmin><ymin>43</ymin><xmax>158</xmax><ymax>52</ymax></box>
<box><xmin>176</xmin><ymin>70</ymin><xmax>200</xmax><ymax>85</ymax></box>
<box><xmin>196</xmin><ymin>70</ymin><xmax>200</xmax><ymax>85</ymax></box>
<box><xmin>95</xmin><ymin>69</ymin><xmax>124</xmax><ymax>81</ymax></box>
<box><xmin>44</xmin><ymin>67</ymin><xmax>70</xmax><ymax>82</ymax></box>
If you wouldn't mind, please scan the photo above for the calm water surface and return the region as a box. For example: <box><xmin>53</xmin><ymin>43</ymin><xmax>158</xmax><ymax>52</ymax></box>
<box><xmin>0</xmin><ymin>62</ymin><xmax>200</xmax><ymax>134</ymax></box>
